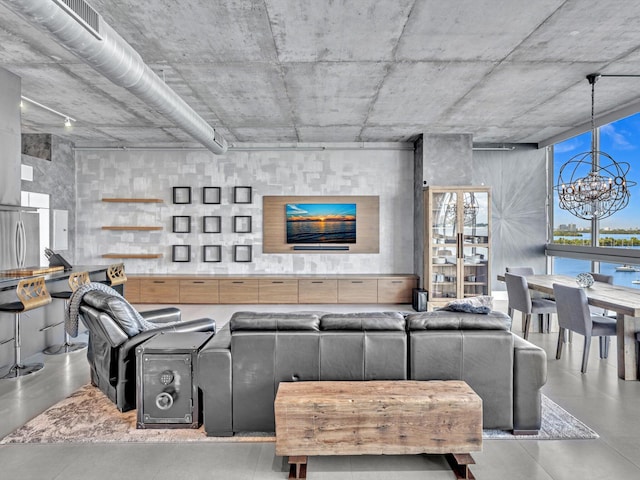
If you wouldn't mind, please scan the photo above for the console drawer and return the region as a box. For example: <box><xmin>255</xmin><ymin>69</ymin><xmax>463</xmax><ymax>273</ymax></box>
<box><xmin>259</xmin><ymin>279</ymin><xmax>299</xmax><ymax>303</ymax></box>
<box><xmin>298</xmin><ymin>279</ymin><xmax>338</xmax><ymax>303</ymax></box>
<box><xmin>377</xmin><ymin>278</ymin><xmax>415</xmax><ymax>303</ymax></box>
<box><xmin>179</xmin><ymin>279</ymin><xmax>219</xmax><ymax>304</ymax></box>
<box><xmin>138</xmin><ymin>278</ymin><xmax>180</xmax><ymax>304</ymax></box>
<box><xmin>219</xmin><ymin>279</ymin><xmax>259</xmax><ymax>304</ymax></box>
<box><xmin>338</xmin><ymin>279</ymin><xmax>378</xmax><ymax>303</ymax></box>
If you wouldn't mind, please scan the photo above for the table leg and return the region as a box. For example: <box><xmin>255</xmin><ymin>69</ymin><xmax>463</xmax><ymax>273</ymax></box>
<box><xmin>445</xmin><ymin>453</ymin><xmax>476</xmax><ymax>479</ymax></box>
<box><xmin>617</xmin><ymin>314</ymin><xmax>640</xmax><ymax>381</ymax></box>
<box><xmin>287</xmin><ymin>456</ymin><xmax>307</xmax><ymax>479</ymax></box>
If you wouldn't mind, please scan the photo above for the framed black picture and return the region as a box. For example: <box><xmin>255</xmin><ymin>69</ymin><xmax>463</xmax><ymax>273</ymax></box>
<box><xmin>172</xmin><ymin>216</ymin><xmax>191</xmax><ymax>233</ymax></box>
<box><xmin>172</xmin><ymin>186</ymin><xmax>192</xmax><ymax>204</ymax></box>
<box><xmin>233</xmin><ymin>215</ymin><xmax>252</xmax><ymax>233</ymax></box>
<box><xmin>203</xmin><ymin>186</ymin><xmax>221</xmax><ymax>204</ymax></box>
<box><xmin>172</xmin><ymin>244</ymin><xmax>191</xmax><ymax>262</ymax></box>
<box><xmin>202</xmin><ymin>245</ymin><xmax>222</xmax><ymax>263</ymax></box>
<box><xmin>233</xmin><ymin>245</ymin><xmax>252</xmax><ymax>262</ymax></box>
<box><xmin>203</xmin><ymin>215</ymin><xmax>221</xmax><ymax>233</ymax></box>
<box><xmin>233</xmin><ymin>186</ymin><xmax>252</xmax><ymax>204</ymax></box>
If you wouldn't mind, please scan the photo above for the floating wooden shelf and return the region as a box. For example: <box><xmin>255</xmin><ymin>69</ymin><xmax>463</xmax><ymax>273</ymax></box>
<box><xmin>102</xmin><ymin>253</ymin><xmax>163</xmax><ymax>259</ymax></box>
<box><xmin>101</xmin><ymin>198</ymin><xmax>163</xmax><ymax>203</ymax></box>
<box><xmin>101</xmin><ymin>226</ymin><xmax>163</xmax><ymax>231</ymax></box>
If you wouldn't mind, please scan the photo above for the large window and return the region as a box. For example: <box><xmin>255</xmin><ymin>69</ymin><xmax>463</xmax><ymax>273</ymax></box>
<box><xmin>550</xmin><ymin>112</ymin><xmax>640</xmax><ymax>285</ymax></box>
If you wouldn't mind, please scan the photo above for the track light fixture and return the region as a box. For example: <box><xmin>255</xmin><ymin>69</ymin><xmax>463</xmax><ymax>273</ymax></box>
<box><xmin>20</xmin><ymin>95</ymin><xmax>76</xmax><ymax>127</ymax></box>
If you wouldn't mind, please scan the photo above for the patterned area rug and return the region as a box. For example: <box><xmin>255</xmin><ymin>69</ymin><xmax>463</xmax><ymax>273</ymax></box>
<box><xmin>0</xmin><ymin>384</ymin><xmax>597</xmax><ymax>444</ymax></box>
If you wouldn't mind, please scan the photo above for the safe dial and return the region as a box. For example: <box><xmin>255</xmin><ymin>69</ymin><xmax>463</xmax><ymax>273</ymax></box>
<box><xmin>155</xmin><ymin>391</ymin><xmax>174</xmax><ymax>410</ymax></box>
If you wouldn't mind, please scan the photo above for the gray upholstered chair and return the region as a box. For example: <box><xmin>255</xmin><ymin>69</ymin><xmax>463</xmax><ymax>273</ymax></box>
<box><xmin>505</xmin><ymin>272</ymin><xmax>556</xmax><ymax>340</ymax></box>
<box><xmin>506</xmin><ymin>266</ymin><xmax>553</xmax><ymax>331</ymax></box>
<box><xmin>553</xmin><ymin>283</ymin><xmax>616</xmax><ymax>373</ymax></box>
<box><xmin>562</xmin><ymin>272</ymin><xmax>615</xmax><ymax>344</ymax></box>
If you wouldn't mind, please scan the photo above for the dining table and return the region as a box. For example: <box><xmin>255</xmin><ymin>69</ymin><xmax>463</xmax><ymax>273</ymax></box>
<box><xmin>497</xmin><ymin>273</ymin><xmax>640</xmax><ymax>381</ymax></box>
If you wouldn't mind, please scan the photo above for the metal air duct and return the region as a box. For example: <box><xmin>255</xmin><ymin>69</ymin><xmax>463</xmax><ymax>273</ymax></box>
<box><xmin>5</xmin><ymin>0</ymin><xmax>228</xmax><ymax>154</ymax></box>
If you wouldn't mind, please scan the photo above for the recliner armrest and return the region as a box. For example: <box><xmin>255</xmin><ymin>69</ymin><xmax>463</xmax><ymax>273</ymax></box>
<box><xmin>120</xmin><ymin>317</ymin><xmax>216</xmax><ymax>359</ymax></box>
<box><xmin>140</xmin><ymin>307</ymin><xmax>181</xmax><ymax>324</ymax></box>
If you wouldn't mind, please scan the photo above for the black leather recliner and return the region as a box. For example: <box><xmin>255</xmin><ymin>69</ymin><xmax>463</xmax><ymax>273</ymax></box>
<box><xmin>79</xmin><ymin>290</ymin><xmax>216</xmax><ymax>412</ymax></box>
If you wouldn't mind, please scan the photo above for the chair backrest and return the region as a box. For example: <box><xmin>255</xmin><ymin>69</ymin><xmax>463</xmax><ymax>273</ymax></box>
<box><xmin>505</xmin><ymin>266</ymin><xmax>535</xmax><ymax>276</ymax></box>
<box><xmin>552</xmin><ymin>283</ymin><xmax>592</xmax><ymax>336</ymax></box>
<box><xmin>16</xmin><ymin>276</ymin><xmax>52</xmax><ymax>311</ymax></box>
<box><xmin>107</xmin><ymin>263</ymin><xmax>127</xmax><ymax>286</ymax></box>
<box><xmin>68</xmin><ymin>271</ymin><xmax>90</xmax><ymax>292</ymax></box>
<box><xmin>591</xmin><ymin>273</ymin><xmax>613</xmax><ymax>284</ymax></box>
<box><xmin>505</xmin><ymin>272</ymin><xmax>532</xmax><ymax>313</ymax></box>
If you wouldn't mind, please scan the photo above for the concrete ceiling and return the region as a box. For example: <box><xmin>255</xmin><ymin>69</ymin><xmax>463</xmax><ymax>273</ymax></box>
<box><xmin>3</xmin><ymin>0</ymin><xmax>640</xmax><ymax>148</ymax></box>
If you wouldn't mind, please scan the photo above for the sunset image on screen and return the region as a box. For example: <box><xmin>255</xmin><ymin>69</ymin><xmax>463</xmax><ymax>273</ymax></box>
<box><xmin>286</xmin><ymin>203</ymin><xmax>356</xmax><ymax>243</ymax></box>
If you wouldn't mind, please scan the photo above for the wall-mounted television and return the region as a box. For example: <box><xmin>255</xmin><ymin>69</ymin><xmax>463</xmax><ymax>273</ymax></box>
<box><xmin>286</xmin><ymin>203</ymin><xmax>356</xmax><ymax>244</ymax></box>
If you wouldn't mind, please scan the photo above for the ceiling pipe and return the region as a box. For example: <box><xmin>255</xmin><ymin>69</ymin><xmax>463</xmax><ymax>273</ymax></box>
<box><xmin>5</xmin><ymin>0</ymin><xmax>228</xmax><ymax>154</ymax></box>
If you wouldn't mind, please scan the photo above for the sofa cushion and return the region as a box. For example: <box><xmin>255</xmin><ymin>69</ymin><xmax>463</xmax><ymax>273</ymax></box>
<box><xmin>230</xmin><ymin>311</ymin><xmax>320</xmax><ymax>331</ymax></box>
<box><xmin>320</xmin><ymin>312</ymin><xmax>406</xmax><ymax>331</ymax></box>
<box><xmin>407</xmin><ymin>310</ymin><xmax>511</xmax><ymax>331</ymax></box>
<box><xmin>82</xmin><ymin>290</ymin><xmax>141</xmax><ymax>336</ymax></box>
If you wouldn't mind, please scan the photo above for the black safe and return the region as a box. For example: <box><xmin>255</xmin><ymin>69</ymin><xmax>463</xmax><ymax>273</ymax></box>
<box><xmin>135</xmin><ymin>331</ymin><xmax>213</xmax><ymax>429</ymax></box>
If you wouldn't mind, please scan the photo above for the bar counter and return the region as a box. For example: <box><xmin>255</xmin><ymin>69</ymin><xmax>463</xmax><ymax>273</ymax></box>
<box><xmin>0</xmin><ymin>265</ymin><xmax>109</xmax><ymax>293</ymax></box>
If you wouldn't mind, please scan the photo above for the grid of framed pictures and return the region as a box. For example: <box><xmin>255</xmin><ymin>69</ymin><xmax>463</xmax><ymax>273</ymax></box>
<box><xmin>170</xmin><ymin>185</ymin><xmax>254</xmax><ymax>262</ymax></box>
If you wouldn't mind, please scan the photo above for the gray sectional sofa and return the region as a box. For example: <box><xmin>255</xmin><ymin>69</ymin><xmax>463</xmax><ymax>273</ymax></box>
<box><xmin>198</xmin><ymin>309</ymin><xmax>547</xmax><ymax>436</ymax></box>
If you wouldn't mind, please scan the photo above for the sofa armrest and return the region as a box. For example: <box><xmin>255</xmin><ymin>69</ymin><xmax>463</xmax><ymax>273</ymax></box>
<box><xmin>513</xmin><ymin>335</ymin><xmax>547</xmax><ymax>433</ymax></box>
<box><xmin>198</xmin><ymin>325</ymin><xmax>232</xmax><ymax>436</ymax></box>
<box><xmin>140</xmin><ymin>307</ymin><xmax>181</xmax><ymax>324</ymax></box>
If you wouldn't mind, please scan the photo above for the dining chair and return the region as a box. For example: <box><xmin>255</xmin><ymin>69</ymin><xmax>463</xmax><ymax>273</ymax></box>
<box><xmin>505</xmin><ymin>272</ymin><xmax>556</xmax><ymax>339</ymax></box>
<box><xmin>553</xmin><ymin>283</ymin><xmax>617</xmax><ymax>373</ymax></box>
<box><xmin>506</xmin><ymin>266</ymin><xmax>554</xmax><ymax>331</ymax></box>
<box><xmin>589</xmin><ymin>273</ymin><xmax>614</xmax><ymax>317</ymax></box>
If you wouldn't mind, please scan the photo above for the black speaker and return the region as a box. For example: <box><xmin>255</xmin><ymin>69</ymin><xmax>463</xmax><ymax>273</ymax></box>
<box><xmin>412</xmin><ymin>288</ymin><xmax>428</xmax><ymax>312</ymax></box>
<box><xmin>136</xmin><ymin>332</ymin><xmax>213</xmax><ymax>429</ymax></box>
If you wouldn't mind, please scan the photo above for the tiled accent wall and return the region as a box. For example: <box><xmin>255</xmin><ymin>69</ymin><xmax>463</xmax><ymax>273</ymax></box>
<box><xmin>75</xmin><ymin>145</ymin><xmax>415</xmax><ymax>274</ymax></box>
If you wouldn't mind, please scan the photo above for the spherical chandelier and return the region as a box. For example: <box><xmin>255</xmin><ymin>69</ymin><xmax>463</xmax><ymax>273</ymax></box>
<box><xmin>554</xmin><ymin>74</ymin><xmax>636</xmax><ymax>220</ymax></box>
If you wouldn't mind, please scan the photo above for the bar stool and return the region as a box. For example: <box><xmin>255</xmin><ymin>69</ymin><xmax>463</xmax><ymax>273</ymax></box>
<box><xmin>0</xmin><ymin>276</ymin><xmax>52</xmax><ymax>379</ymax></box>
<box><xmin>106</xmin><ymin>263</ymin><xmax>127</xmax><ymax>288</ymax></box>
<box><xmin>43</xmin><ymin>271</ymin><xmax>90</xmax><ymax>355</ymax></box>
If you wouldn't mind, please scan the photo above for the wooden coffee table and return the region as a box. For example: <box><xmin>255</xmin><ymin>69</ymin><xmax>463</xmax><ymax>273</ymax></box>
<box><xmin>274</xmin><ymin>380</ymin><xmax>483</xmax><ymax>479</ymax></box>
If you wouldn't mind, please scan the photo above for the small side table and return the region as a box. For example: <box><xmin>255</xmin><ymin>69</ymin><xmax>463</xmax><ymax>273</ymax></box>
<box><xmin>135</xmin><ymin>331</ymin><xmax>213</xmax><ymax>429</ymax></box>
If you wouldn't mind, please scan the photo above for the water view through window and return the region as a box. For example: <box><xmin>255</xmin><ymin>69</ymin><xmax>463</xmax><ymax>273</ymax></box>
<box><xmin>553</xmin><ymin>112</ymin><xmax>640</xmax><ymax>287</ymax></box>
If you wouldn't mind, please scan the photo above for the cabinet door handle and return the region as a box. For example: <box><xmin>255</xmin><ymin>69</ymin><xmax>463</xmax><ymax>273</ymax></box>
<box><xmin>232</xmin><ymin>281</ymin><xmax>244</xmax><ymax>284</ymax></box>
<box><xmin>153</xmin><ymin>281</ymin><xmax>165</xmax><ymax>284</ymax></box>
<box><xmin>352</xmin><ymin>281</ymin><xmax>363</xmax><ymax>284</ymax></box>
<box><xmin>311</xmin><ymin>281</ymin><xmax>323</xmax><ymax>284</ymax></box>
<box><xmin>272</xmin><ymin>281</ymin><xmax>284</xmax><ymax>284</ymax></box>
<box><xmin>193</xmin><ymin>281</ymin><xmax>205</xmax><ymax>284</ymax></box>
<box><xmin>391</xmin><ymin>281</ymin><xmax>402</xmax><ymax>284</ymax></box>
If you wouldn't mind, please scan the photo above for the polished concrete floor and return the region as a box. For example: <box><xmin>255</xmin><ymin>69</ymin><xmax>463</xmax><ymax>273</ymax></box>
<box><xmin>1</xmin><ymin>301</ymin><xmax>639</xmax><ymax>480</ymax></box>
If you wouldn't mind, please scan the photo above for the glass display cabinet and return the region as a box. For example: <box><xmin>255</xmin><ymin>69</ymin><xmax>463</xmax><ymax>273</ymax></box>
<box><xmin>423</xmin><ymin>186</ymin><xmax>491</xmax><ymax>306</ymax></box>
